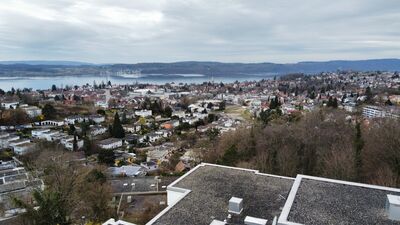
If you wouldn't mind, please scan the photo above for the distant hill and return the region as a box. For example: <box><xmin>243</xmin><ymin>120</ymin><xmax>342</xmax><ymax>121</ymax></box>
<box><xmin>109</xmin><ymin>59</ymin><xmax>400</xmax><ymax>75</ymax></box>
<box><xmin>0</xmin><ymin>60</ymin><xmax>94</xmax><ymax>66</ymax></box>
<box><xmin>0</xmin><ymin>59</ymin><xmax>399</xmax><ymax>77</ymax></box>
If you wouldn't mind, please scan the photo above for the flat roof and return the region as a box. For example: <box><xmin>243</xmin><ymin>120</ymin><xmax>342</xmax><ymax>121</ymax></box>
<box><xmin>148</xmin><ymin>164</ymin><xmax>400</xmax><ymax>225</ymax></box>
<box><xmin>150</xmin><ymin>164</ymin><xmax>294</xmax><ymax>225</ymax></box>
<box><xmin>99</xmin><ymin>138</ymin><xmax>122</xmax><ymax>145</ymax></box>
<box><xmin>283</xmin><ymin>177</ymin><xmax>400</xmax><ymax>225</ymax></box>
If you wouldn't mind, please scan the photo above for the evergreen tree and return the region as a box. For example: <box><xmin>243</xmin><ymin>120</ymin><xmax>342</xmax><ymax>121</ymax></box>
<box><xmin>98</xmin><ymin>150</ymin><xmax>116</xmax><ymax>165</ymax></box>
<box><xmin>220</xmin><ymin>145</ymin><xmax>238</xmax><ymax>166</ymax></box>
<box><xmin>80</xmin><ymin>121</ymin><xmax>90</xmax><ymax>137</ymax></box>
<box><xmin>72</xmin><ymin>95</ymin><xmax>81</xmax><ymax>101</ymax></box>
<box><xmin>68</xmin><ymin>124</ymin><xmax>76</xmax><ymax>135</ymax></box>
<box><xmin>164</xmin><ymin>106</ymin><xmax>173</xmax><ymax>117</ymax></box>
<box><xmin>108</xmin><ymin>124</ymin><xmax>113</xmax><ymax>136</ymax></box>
<box><xmin>112</xmin><ymin>112</ymin><xmax>125</xmax><ymax>138</ymax></box>
<box><xmin>385</xmin><ymin>99</ymin><xmax>393</xmax><ymax>106</ymax></box>
<box><xmin>42</xmin><ymin>104</ymin><xmax>56</xmax><ymax>119</ymax></box>
<box><xmin>327</xmin><ymin>97</ymin><xmax>338</xmax><ymax>108</ymax></box>
<box><xmin>83</xmin><ymin>137</ymin><xmax>92</xmax><ymax>156</ymax></box>
<box><xmin>332</xmin><ymin>98</ymin><xmax>338</xmax><ymax>108</ymax></box>
<box><xmin>269</xmin><ymin>98</ymin><xmax>277</xmax><ymax>110</ymax></box>
<box><xmin>150</xmin><ymin>100</ymin><xmax>162</xmax><ymax>114</ymax></box>
<box><xmin>219</xmin><ymin>101</ymin><xmax>226</xmax><ymax>111</ymax></box>
<box><xmin>97</xmin><ymin>109</ymin><xmax>106</xmax><ymax>115</ymax></box>
<box><xmin>269</xmin><ymin>96</ymin><xmax>280</xmax><ymax>110</ymax></box>
<box><xmin>16</xmin><ymin>89</ymin><xmax>21</xmax><ymax>99</ymax></box>
<box><xmin>309</xmin><ymin>92</ymin><xmax>316</xmax><ymax>99</ymax></box>
<box><xmin>365</xmin><ymin>86</ymin><xmax>373</xmax><ymax>103</ymax></box>
<box><xmin>14</xmin><ymin>189</ymin><xmax>71</xmax><ymax>225</ymax></box>
<box><xmin>73</xmin><ymin>134</ymin><xmax>78</xmax><ymax>151</ymax></box>
<box><xmin>259</xmin><ymin>110</ymin><xmax>269</xmax><ymax>124</ymax></box>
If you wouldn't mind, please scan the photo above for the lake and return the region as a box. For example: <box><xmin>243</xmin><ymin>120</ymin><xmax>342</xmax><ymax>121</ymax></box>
<box><xmin>0</xmin><ymin>74</ymin><xmax>274</xmax><ymax>91</ymax></box>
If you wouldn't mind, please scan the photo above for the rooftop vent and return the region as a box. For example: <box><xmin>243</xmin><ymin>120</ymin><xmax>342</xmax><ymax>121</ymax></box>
<box><xmin>387</xmin><ymin>194</ymin><xmax>400</xmax><ymax>221</ymax></box>
<box><xmin>209</xmin><ymin>219</ymin><xmax>226</xmax><ymax>225</ymax></box>
<box><xmin>244</xmin><ymin>216</ymin><xmax>268</xmax><ymax>225</ymax></box>
<box><xmin>228</xmin><ymin>197</ymin><xmax>243</xmax><ymax>214</ymax></box>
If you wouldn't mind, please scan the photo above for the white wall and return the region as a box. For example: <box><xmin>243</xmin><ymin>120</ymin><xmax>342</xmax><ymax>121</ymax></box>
<box><xmin>167</xmin><ymin>187</ymin><xmax>188</xmax><ymax>206</ymax></box>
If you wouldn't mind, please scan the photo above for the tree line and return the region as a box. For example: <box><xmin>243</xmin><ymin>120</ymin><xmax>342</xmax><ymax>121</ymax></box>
<box><xmin>15</xmin><ymin>144</ymin><xmax>114</xmax><ymax>225</ymax></box>
<box><xmin>204</xmin><ymin>109</ymin><xmax>400</xmax><ymax>188</ymax></box>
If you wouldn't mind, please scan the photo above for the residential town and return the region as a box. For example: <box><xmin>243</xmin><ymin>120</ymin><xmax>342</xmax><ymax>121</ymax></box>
<box><xmin>0</xmin><ymin>70</ymin><xmax>400</xmax><ymax>224</ymax></box>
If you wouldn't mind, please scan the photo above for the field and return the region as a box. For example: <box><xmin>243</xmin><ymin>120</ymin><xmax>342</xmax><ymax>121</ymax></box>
<box><xmin>223</xmin><ymin>105</ymin><xmax>253</xmax><ymax>122</ymax></box>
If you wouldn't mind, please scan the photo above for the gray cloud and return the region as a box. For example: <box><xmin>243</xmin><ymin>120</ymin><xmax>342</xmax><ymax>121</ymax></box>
<box><xmin>0</xmin><ymin>0</ymin><xmax>399</xmax><ymax>63</ymax></box>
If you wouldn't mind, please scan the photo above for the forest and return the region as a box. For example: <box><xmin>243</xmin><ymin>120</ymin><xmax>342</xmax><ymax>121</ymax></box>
<box><xmin>204</xmin><ymin>109</ymin><xmax>400</xmax><ymax>188</ymax></box>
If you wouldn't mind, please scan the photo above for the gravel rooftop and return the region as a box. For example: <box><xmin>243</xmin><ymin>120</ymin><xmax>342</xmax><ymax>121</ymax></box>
<box><xmin>152</xmin><ymin>164</ymin><xmax>294</xmax><ymax>225</ymax></box>
<box><xmin>287</xmin><ymin>178</ymin><xmax>400</xmax><ymax>225</ymax></box>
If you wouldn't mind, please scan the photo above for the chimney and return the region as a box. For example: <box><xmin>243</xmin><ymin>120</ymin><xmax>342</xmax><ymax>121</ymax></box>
<box><xmin>387</xmin><ymin>194</ymin><xmax>400</xmax><ymax>221</ymax></box>
<box><xmin>228</xmin><ymin>197</ymin><xmax>243</xmax><ymax>214</ymax></box>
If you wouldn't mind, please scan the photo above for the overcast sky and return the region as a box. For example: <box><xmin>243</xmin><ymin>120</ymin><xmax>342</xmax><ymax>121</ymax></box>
<box><xmin>0</xmin><ymin>0</ymin><xmax>399</xmax><ymax>63</ymax></box>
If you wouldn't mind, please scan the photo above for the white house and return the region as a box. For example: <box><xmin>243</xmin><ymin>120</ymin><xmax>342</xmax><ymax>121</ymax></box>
<box><xmin>363</xmin><ymin>105</ymin><xmax>400</xmax><ymax>119</ymax></box>
<box><xmin>90</xmin><ymin>125</ymin><xmax>108</xmax><ymax>136</ymax></box>
<box><xmin>36</xmin><ymin>120</ymin><xmax>64</xmax><ymax>127</ymax></box>
<box><xmin>98</xmin><ymin>138</ymin><xmax>123</xmax><ymax>150</ymax></box>
<box><xmin>135</xmin><ymin>109</ymin><xmax>152</xmax><ymax>117</ymax></box>
<box><xmin>193</xmin><ymin>113</ymin><xmax>208</xmax><ymax>120</ymax></box>
<box><xmin>95</xmin><ymin>101</ymin><xmax>108</xmax><ymax>109</ymax></box>
<box><xmin>41</xmin><ymin>131</ymin><xmax>60</xmax><ymax>141</ymax></box>
<box><xmin>145</xmin><ymin>132</ymin><xmax>164</xmax><ymax>143</ymax></box>
<box><xmin>155</xmin><ymin>129</ymin><xmax>170</xmax><ymax>138</ymax></box>
<box><xmin>0</xmin><ymin>133</ymin><xmax>9</xmax><ymax>139</ymax></box>
<box><xmin>172</xmin><ymin>110</ymin><xmax>187</xmax><ymax>118</ymax></box>
<box><xmin>31</xmin><ymin>129</ymin><xmax>60</xmax><ymax>141</ymax></box>
<box><xmin>21</xmin><ymin>106</ymin><xmax>42</xmax><ymax>118</ymax></box>
<box><xmin>123</xmin><ymin>124</ymin><xmax>141</xmax><ymax>133</ymax></box>
<box><xmin>32</xmin><ymin>129</ymin><xmax>51</xmax><ymax>138</ymax></box>
<box><xmin>1</xmin><ymin>101</ymin><xmax>19</xmax><ymax>109</ymax></box>
<box><xmin>188</xmin><ymin>104</ymin><xmax>206</xmax><ymax>113</ymax></box>
<box><xmin>9</xmin><ymin>139</ymin><xmax>30</xmax><ymax>148</ymax></box>
<box><xmin>13</xmin><ymin>142</ymin><xmax>36</xmax><ymax>155</ymax></box>
<box><xmin>0</xmin><ymin>135</ymin><xmax>20</xmax><ymax>148</ymax></box>
<box><xmin>89</xmin><ymin>115</ymin><xmax>105</xmax><ymax>123</ymax></box>
<box><xmin>61</xmin><ymin>136</ymin><xmax>84</xmax><ymax>151</ymax></box>
<box><xmin>183</xmin><ymin>117</ymin><xmax>199</xmax><ymax>125</ymax></box>
<box><xmin>64</xmin><ymin>115</ymin><xmax>85</xmax><ymax>125</ymax></box>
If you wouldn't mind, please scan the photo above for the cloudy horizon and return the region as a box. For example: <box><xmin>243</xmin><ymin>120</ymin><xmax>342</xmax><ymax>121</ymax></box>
<box><xmin>0</xmin><ymin>0</ymin><xmax>399</xmax><ymax>64</ymax></box>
